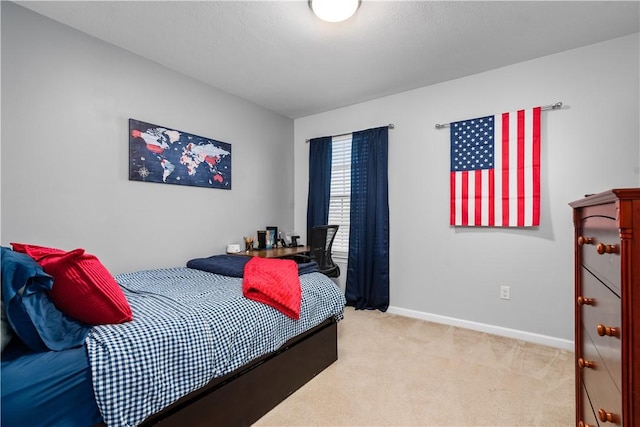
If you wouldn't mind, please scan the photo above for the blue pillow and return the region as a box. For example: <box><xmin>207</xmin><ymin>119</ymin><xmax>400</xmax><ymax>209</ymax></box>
<box><xmin>0</xmin><ymin>247</ymin><xmax>89</xmax><ymax>352</ymax></box>
<box><xmin>1</xmin><ymin>300</ymin><xmax>13</xmax><ymax>352</ymax></box>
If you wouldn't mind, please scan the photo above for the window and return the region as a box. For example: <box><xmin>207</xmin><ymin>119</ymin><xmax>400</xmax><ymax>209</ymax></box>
<box><xmin>328</xmin><ymin>134</ymin><xmax>352</xmax><ymax>256</ymax></box>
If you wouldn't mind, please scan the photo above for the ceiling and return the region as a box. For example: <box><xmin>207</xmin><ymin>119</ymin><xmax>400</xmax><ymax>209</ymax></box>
<box><xmin>16</xmin><ymin>1</ymin><xmax>640</xmax><ymax>119</ymax></box>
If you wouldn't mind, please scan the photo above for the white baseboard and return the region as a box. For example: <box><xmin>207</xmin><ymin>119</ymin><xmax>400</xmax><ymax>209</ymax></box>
<box><xmin>387</xmin><ymin>305</ymin><xmax>574</xmax><ymax>351</ymax></box>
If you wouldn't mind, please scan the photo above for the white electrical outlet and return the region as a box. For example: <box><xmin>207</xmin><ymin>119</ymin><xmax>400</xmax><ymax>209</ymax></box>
<box><xmin>500</xmin><ymin>285</ymin><xmax>511</xmax><ymax>300</ymax></box>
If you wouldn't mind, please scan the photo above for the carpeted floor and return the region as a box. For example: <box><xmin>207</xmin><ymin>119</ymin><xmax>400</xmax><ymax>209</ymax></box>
<box><xmin>253</xmin><ymin>307</ymin><xmax>574</xmax><ymax>426</ymax></box>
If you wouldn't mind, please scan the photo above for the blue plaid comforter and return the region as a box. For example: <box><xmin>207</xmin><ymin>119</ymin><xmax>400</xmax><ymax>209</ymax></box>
<box><xmin>86</xmin><ymin>268</ymin><xmax>346</xmax><ymax>427</ymax></box>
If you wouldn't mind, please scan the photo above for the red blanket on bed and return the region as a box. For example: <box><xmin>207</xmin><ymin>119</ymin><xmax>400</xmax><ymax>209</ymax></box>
<box><xmin>242</xmin><ymin>257</ymin><xmax>302</xmax><ymax>320</ymax></box>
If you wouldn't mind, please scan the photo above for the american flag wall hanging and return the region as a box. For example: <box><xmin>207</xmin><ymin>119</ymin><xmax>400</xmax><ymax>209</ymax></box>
<box><xmin>449</xmin><ymin>107</ymin><xmax>542</xmax><ymax>227</ymax></box>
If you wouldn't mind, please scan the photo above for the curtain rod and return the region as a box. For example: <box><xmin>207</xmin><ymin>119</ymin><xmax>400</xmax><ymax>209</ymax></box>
<box><xmin>434</xmin><ymin>102</ymin><xmax>563</xmax><ymax>129</ymax></box>
<box><xmin>305</xmin><ymin>124</ymin><xmax>394</xmax><ymax>143</ymax></box>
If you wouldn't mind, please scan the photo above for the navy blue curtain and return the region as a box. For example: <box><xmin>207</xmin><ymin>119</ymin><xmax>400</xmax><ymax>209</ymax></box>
<box><xmin>306</xmin><ymin>136</ymin><xmax>332</xmax><ymax>241</ymax></box>
<box><xmin>345</xmin><ymin>127</ymin><xmax>390</xmax><ymax>311</ymax></box>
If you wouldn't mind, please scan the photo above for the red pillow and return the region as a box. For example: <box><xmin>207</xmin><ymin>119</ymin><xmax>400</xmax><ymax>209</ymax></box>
<box><xmin>11</xmin><ymin>243</ymin><xmax>133</xmax><ymax>325</ymax></box>
<box><xmin>11</xmin><ymin>242</ymin><xmax>65</xmax><ymax>259</ymax></box>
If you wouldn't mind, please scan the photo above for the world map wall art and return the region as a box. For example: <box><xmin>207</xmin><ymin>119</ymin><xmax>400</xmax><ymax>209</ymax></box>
<box><xmin>129</xmin><ymin>119</ymin><xmax>231</xmax><ymax>190</ymax></box>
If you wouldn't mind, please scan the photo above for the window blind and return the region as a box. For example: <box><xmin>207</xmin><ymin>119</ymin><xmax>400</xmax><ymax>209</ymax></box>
<box><xmin>329</xmin><ymin>134</ymin><xmax>351</xmax><ymax>255</ymax></box>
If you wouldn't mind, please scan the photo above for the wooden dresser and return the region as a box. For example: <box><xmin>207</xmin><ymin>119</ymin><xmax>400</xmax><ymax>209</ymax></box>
<box><xmin>570</xmin><ymin>189</ymin><xmax>640</xmax><ymax>427</ymax></box>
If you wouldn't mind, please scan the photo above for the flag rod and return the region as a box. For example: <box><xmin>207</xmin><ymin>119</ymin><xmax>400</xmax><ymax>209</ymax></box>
<box><xmin>305</xmin><ymin>124</ymin><xmax>394</xmax><ymax>143</ymax></box>
<box><xmin>434</xmin><ymin>102</ymin><xmax>563</xmax><ymax>129</ymax></box>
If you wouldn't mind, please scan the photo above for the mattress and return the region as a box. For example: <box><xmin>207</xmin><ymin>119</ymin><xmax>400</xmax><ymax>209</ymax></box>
<box><xmin>89</xmin><ymin>267</ymin><xmax>345</xmax><ymax>426</ymax></box>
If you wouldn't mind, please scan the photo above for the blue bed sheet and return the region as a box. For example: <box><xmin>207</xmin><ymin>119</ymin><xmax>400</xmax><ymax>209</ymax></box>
<box><xmin>1</xmin><ymin>339</ymin><xmax>102</xmax><ymax>427</ymax></box>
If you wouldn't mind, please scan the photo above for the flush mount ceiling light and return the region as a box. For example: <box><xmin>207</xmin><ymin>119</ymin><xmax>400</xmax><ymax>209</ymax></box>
<box><xmin>309</xmin><ymin>0</ymin><xmax>360</xmax><ymax>23</ymax></box>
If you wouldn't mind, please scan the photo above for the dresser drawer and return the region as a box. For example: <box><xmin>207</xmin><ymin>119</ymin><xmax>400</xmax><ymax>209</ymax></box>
<box><xmin>580</xmin><ymin>380</ymin><xmax>599</xmax><ymax>427</ymax></box>
<box><xmin>580</xmin><ymin>268</ymin><xmax>621</xmax><ymax>389</ymax></box>
<box><xmin>581</xmin><ymin>327</ymin><xmax>622</xmax><ymax>425</ymax></box>
<box><xmin>578</xmin><ymin>215</ymin><xmax>621</xmax><ymax>295</ymax></box>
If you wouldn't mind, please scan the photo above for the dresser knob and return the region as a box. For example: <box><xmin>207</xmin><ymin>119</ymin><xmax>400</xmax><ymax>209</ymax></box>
<box><xmin>596</xmin><ymin>243</ymin><xmax>619</xmax><ymax>254</ymax></box>
<box><xmin>578</xmin><ymin>236</ymin><xmax>595</xmax><ymax>245</ymax></box>
<box><xmin>597</xmin><ymin>408</ymin><xmax>618</xmax><ymax>423</ymax></box>
<box><xmin>577</xmin><ymin>296</ymin><xmax>595</xmax><ymax>306</ymax></box>
<box><xmin>597</xmin><ymin>324</ymin><xmax>620</xmax><ymax>338</ymax></box>
<box><xmin>577</xmin><ymin>357</ymin><xmax>595</xmax><ymax>369</ymax></box>
<box><xmin>579</xmin><ymin>421</ymin><xmax>595</xmax><ymax>427</ymax></box>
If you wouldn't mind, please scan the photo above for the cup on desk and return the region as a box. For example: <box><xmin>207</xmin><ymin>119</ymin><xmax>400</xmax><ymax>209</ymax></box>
<box><xmin>243</xmin><ymin>236</ymin><xmax>254</xmax><ymax>252</ymax></box>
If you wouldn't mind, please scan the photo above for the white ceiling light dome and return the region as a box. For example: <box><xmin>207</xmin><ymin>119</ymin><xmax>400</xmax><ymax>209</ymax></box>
<box><xmin>310</xmin><ymin>0</ymin><xmax>360</xmax><ymax>23</ymax></box>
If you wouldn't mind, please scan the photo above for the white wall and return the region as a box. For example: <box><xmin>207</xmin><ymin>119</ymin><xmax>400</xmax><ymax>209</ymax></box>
<box><xmin>3</xmin><ymin>2</ymin><xmax>638</xmax><ymax>348</ymax></box>
<box><xmin>1</xmin><ymin>3</ymin><xmax>294</xmax><ymax>274</ymax></box>
<box><xmin>294</xmin><ymin>34</ymin><xmax>640</xmax><ymax>347</ymax></box>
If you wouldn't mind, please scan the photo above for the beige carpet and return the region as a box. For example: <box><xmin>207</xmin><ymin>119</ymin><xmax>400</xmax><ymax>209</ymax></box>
<box><xmin>253</xmin><ymin>307</ymin><xmax>574</xmax><ymax>427</ymax></box>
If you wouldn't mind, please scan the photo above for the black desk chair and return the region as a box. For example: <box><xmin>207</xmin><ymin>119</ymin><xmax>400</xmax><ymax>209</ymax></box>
<box><xmin>296</xmin><ymin>225</ymin><xmax>340</xmax><ymax>277</ymax></box>
<box><xmin>304</xmin><ymin>225</ymin><xmax>340</xmax><ymax>278</ymax></box>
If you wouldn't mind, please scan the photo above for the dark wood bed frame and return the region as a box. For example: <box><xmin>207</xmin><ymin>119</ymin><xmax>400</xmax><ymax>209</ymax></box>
<box><xmin>137</xmin><ymin>317</ymin><xmax>338</xmax><ymax>427</ymax></box>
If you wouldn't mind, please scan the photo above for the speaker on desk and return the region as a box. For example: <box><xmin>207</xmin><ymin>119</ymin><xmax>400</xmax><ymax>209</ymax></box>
<box><xmin>257</xmin><ymin>230</ymin><xmax>267</xmax><ymax>249</ymax></box>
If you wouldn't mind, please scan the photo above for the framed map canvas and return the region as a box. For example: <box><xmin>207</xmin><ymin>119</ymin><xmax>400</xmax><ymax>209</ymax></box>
<box><xmin>129</xmin><ymin>119</ymin><xmax>231</xmax><ymax>189</ymax></box>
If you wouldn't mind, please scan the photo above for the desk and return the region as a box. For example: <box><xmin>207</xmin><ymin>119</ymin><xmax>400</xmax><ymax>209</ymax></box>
<box><xmin>235</xmin><ymin>246</ymin><xmax>310</xmax><ymax>259</ymax></box>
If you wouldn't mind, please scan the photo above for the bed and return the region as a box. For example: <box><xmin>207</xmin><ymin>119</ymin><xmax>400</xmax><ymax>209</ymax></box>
<box><xmin>1</xmin><ymin>247</ymin><xmax>346</xmax><ymax>427</ymax></box>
